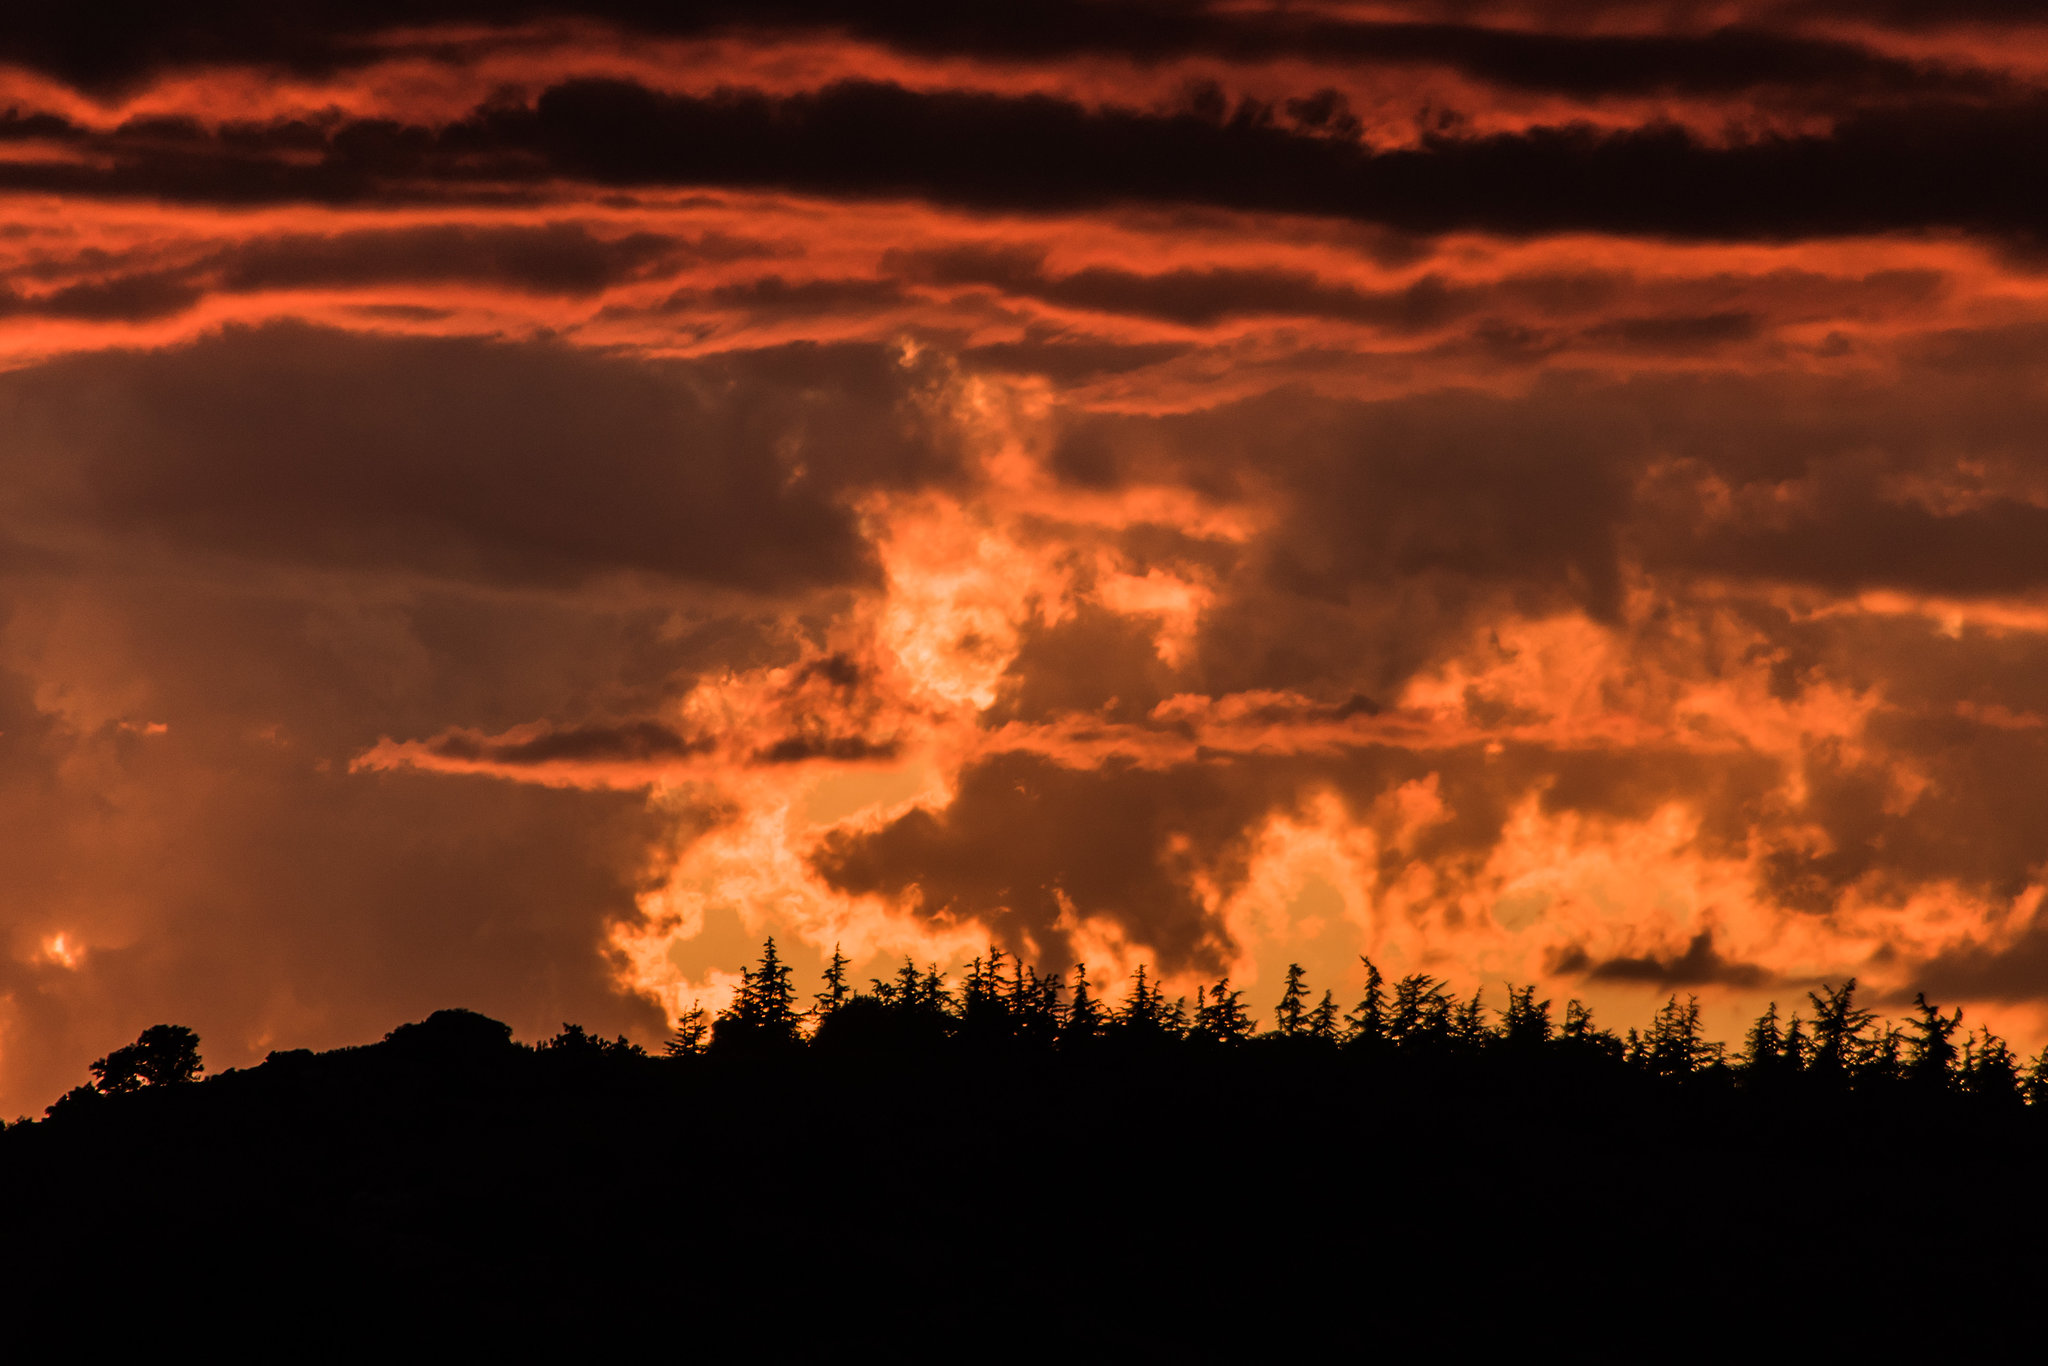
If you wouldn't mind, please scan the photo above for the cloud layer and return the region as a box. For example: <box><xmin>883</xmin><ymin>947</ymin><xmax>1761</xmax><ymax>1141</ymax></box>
<box><xmin>5</xmin><ymin>1</ymin><xmax>2048</xmax><ymax>1113</ymax></box>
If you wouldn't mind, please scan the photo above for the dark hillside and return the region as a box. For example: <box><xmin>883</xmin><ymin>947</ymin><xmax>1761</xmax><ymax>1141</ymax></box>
<box><xmin>5</xmin><ymin>957</ymin><xmax>2045</xmax><ymax>1350</ymax></box>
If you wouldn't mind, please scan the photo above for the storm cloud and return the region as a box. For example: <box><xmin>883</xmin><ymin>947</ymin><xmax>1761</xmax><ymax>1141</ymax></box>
<box><xmin>7</xmin><ymin>0</ymin><xmax>2048</xmax><ymax>1116</ymax></box>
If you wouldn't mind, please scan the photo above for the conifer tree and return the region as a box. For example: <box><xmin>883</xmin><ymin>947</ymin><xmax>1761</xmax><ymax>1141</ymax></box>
<box><xmin>873</xmin><ymin>957</ymin><xmax>948</xmax><ymax>1018</ymax></box>
<box><xmin>920</xmin><ymin>963</ymin><xmax>950</xmax><ymax>1014</ymax></box>
<box><xmin>1558</xmin><ymin>999</ymin><xmax>1614</xmax><ymax>1057</ymax></box>
<box><xmin>664</xmin><ymin>1001</ymin><xmax>711</xmax><ymax>1056</ymax></box>
<box><xmin>2025</xmin><ymin>1047</ymin><xmax>2048</xmax><ymax>1107</ymax></box>
<box><xmin>1501</xmin><ymin>985</ymin><xmax>1552</xmax><ymax>1050</ymax></box>
<box><xmin>1806</xmin><ymin>979</ymin><xmax>1876</xmax><ymax>1085</ymax></box>
<box><xmin>715</xmin><ymin>938</ymin><xmax>804</xmax><ymax>1048</ymax></box>
<box><xmin>1346</xmin><ymin>957</ymin><xmax>1388</xmax><ymax>1049</ymax></box>
<box><xmin>1032</xmin><ymin>966</ymin><xmax>1063</xmax><ymax>1021</ymax></box>
<box><xmin>1065</xmin><ymin>962</ymin><xmax>1104</xmax><ymax>1042</ymax></box>
<box><xmin>963</xmin><ymin>948</ymin><xmax>1008</xmax><ymax>1029</ymax></box>
<box><xmin>1273</xmin><ymin>964</ymin><xmax>1311</xmax><ymax>1037</ymax></box>
<box><xmin>1194</xmin><ymin>980</ymin><xmax>1255</xmax><ymax>1044</ymax></box>
<box><xmin>1865</xmin><ymin>1023</ymin><xmax>1905</xmax><ymax>1087</ymax></box>
<box><xmin>1452</xmin><ymin>988</ymin><xmax>1490</xmax><ymax>1051</ymax></box>
<box><xmin>1781</xmin><ymin>1013</ymin><xmax>1808</xmax><ymax>1075</ymax></box>
<box><xmin>1008</xmin><ymin>959</ymin><xmax>1060</xmax><ymax>1044</ymax></box>
<box><xmin>1646</xmin><ymin>995</ymin><xmax>1720</xmax><ymax>1076</ymax></box>
<box><xmin>1740</xmin><ymin>1002</ymin><xmax>1793</xmax><ymax>1086</ymax></box>
<box><xmin>1387</xmin><ymin>974</ymin><xmax>1449</xmax><ymax>1047</ymax></box>
<box><xmin>814</xmin><ymin>945</ymin><xmax>852</xmax><ymax>1019</ymax></box>
<box><xmin>1003</xmin><ymin>953</ymin><xmax>1030</xmax><ymax>1018</ymax></box>
<box><xmin>870</xmin><ymin>959</ymin><xmax>912</xmax><ymax>1008</ymax></box>
<box><xmin>1114</xmin><ymin>965</ymin><xmax>1178</xmax><ymax>1036</ymax></box>
<box><xmin>1904</xmin><ymin>993</ymin><xmax>1962</xmax><ymax>1090</ymax></box>
<box><xmin>1306</xmin><ymin>991</ymin><xmax>1341</xmax><ymax>1043</ymax></box>
<box><xmin>1962</xmin><ymin>1026</ymin><xmax>2022</xmax><ymax>1105</ymax></box>
<box><xmin>755</xmin><ymin>938</ymin><xmax>801</xmax><ymax>1035</ymax></box>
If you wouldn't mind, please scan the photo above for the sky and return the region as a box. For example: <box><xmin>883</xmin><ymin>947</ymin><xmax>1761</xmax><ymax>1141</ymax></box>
<box><xmin>7</xmin><ymin>0</ymin><xmax>2048</xmax><ymax>1113</ymax></box>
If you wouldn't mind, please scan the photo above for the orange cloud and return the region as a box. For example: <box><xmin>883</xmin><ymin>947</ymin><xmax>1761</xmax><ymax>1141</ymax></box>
<box><xmin>14</xmin><ymin>4</ymin><xmax>2048</xmax><ymax>1119</ymax></box>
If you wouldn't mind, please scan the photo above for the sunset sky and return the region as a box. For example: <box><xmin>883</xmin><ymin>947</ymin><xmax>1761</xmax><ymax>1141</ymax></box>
<box><xmin>7</xmin><ymin>0</ymin><xmax>2048</xmax><ymax>1114</ymax></box>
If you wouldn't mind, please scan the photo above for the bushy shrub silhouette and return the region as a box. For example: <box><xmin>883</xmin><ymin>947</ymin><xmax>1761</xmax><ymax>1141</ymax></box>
<box><xmin>89</xmin><ymin>1024</ymin><xmax>202</xmax><ymax>1094</ymax></box>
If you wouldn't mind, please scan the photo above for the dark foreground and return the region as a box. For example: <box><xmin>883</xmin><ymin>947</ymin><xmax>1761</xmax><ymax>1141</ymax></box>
<box><xmin>3</xmin><ymin>1008</ymin><xmax>2042</xmax><ymax>1351</ymax></box>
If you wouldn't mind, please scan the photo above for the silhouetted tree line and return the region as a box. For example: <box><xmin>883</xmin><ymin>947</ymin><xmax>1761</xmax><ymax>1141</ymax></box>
<box><xmin>11</xmin><ymin>940</ymin><xmax>2048</xmax><ymax>1349</ymax></box>
<box><xmin>645</xmin><ymin>937</ymin><xmax>2048</xmax><ymax>1107</ymax></box>
<box><xmin>18</xmin><ymin>940</ymin><xmax>2043</xmax><ymax>1131</ymax></box>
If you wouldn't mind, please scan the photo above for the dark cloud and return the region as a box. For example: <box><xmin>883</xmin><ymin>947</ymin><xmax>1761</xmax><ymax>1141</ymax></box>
<box><xmin>429</xmin><ymin>721</ymin><xmax>711</xmax><ymax>766</ymax></box>
<box><xmin>1784</xmin><ymin>705</ymin><xmax>2048</xmax><ymax>909</ymax></box>
<box><xmin>0</xmin><ymin>272</ymin><xmax>204</xmax><ymax>323</ymax></box>
<box><xmin>1896</xmin><ymin>911</ymin><xmax>2048</xmax><ymax>1005</ymax></box>
<box><xmin>498</xmin><ymin>80</ymin><xmax>2048</xmax><ymax>242</ymax></box>
<box><xmin>696</xmin><ymin>275</ymin><xmax>911</xmax><ymax>317</ymax></box>
<box><xmin>810</xmin><ymin>749</ymin><xmax>1291</xmax><ymax>973</ymax></box>
<box><xmin>960</xmin><ymin>336</ymin><xmax>1192</xmax><ymax>382</ymax></box>
<box><xmin>752</xmin><ymin>735</ymin><xmax>900</xmax><ymax>764</ymax></box>
<box><xmin>1581</xmin><ymin>311</ymin><xmax>1761</xmax><ymax>352</ymax></box>
<box><xmin>0</xmin><ymin>322</ymin><xmax>957</xmax><ymax>592</ymax></box>
<box><xmin>891</xmin><ymin>244</ymin><xmax>1463</xmax><ymax>329</ymax></box>
<box><xmin>0</xmin><ymin>3</ymin><xmax>1994</xmax><ymax>108</ymax></box>
<box><xmin>794</xmin><ymin>652</ymin><xmax>864</xmax><ymax>689</ymax></box>
<box><xmin>811</xmin><ymin>739</ymin><xmax>1790</xmax><ymax>974</ymax></box>
<box><xmin>1052</xmin><ymin>382</ymin><xmax>1633</xmax><ymax>696</ymax></box>
<box><xmin>1586</xmin><ymin>931</ymin><xmax>1774</xmax><ymax>988</ymax></box>
<box><xmin>1274</xmin><ymin>20</ymin><xmax>1994</xmax><ymax>101</ymax></box>
<box><xmin>987</xmin><ymin>604</ymin><xmax>1183</xmax><ymax>725</ymax></box>
<box><xmin>13</xmin><ymin>78</ymin><xmax>2048</xmax><ymax>245</ymax></box>
<box><xmin>213</xmin><ymin>223</ymin><xmax>716</xmax><ymax>296</ymax></box>
<box><xmin>1036</xmin><ymin>348</ymin><xmax>2048</xmax><ymax>700</ymax></box>
<box><xmin>0</xmin><ymin>224</ymin><xmax>717</xmax><ymax>325</ymax></box>
<box><xmin>1658</xmin><ymin>490</ymin><xmax>2048</xmax><ymax>598</ymax></box>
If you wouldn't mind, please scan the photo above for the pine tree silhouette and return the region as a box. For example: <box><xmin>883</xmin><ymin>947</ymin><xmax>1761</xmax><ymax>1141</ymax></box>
<box><xmin>1501</xmin><ymin>985</ymin><xmax>1552</xmax><ymax>1050</ymax></box>
<box><xmin>1865</xmin><ymin>1023</ymin><xmax>1905</xmax><ymax>1086</ymax></box>
<box><xmin>1306</xmin><ymin>991</ymin><xmax>1341</xmax><ymax>1043</ymax></box>
<box><xmin>1962</xmin><ymin>1026</ymin><xmax>2022</xmax><ymax>1105</ymax></box>
<box><xmin>1451</xmin><ymin>988</ymin><xmax>1489</xmax><ymax>1052</ymax></box>
<box><xmin>665</xmin><ymin>1001</ymin><xmax>711</xmax><ymax>1056</ymax></box>
<box><xmin>1193</xmin><ymin>980</ymin><xmax>1255</xmax><ymax>1044</ymax></box>
<box><xmin>1065</xmin><ymin>962</ymin><xmax>1105</xmax><ymax>1042</ymax></box>
<box><xmin>1740</xmin><ymin>1002</ymin><xmax>1794</xmax><ymax>1087</ymax></box>
<box><xmin>713</xmin><ymin>938</ymin><xmax>804</xmax><ymax>1051</ymax></box>
<box><xmin>1559</xmin><ymin>999</ymin><xmax>1620</xmax><ymax>1061</ymax></box>
<box><xmin>962</xmin><ymin>947</ymin><xmax>1007</xmax><ymax>1038</ymax></box>
<box><xmin>986</xmin><ymin>956</ymin><xmax>1058</xmax><ymax>1046</ymax></box>
<box><xmin>814</xmin><ymin>945</ymin><xmax>852</xmax><ymax>1019</ymax></box>
<box><xmin>1806</xmin><ymin>979</ymin><xmax>1875</xmax><ymax>1086</ymax></box>
<box><xmin>1273</xmin><ymin>964</ymin><xmax>1310</xmax><ymax>1037</ymax></box>
<box><xmin>1904</xmin><ymin>993</ymin><xmax>1962</xmax><ymax>1090</ymax></box>
<box><xmin>2025</xmin><ymin>1047</ymin><xmax>2048</xmax><ymax>1107</ymax></box>
<box><xmin>1345</xmin><ymin>957</ymin><xmax>1387</xmax><ymax>1051</ymax></box>
<box><xmin>1781</xmin><ymin>1013</ymin><xmax>1808</xmax><ymax>1076</ymax></box>
<box><xmin>1646</xmin><ymin>995</ymin><xmax>1717</xmax><ymax>1076</ymax></box>
<box><xmin>1386</xmin><ymin>974</ymin><xmax>1449</xmax><ymax>1047</ymax></box>
<box><xmin>1113</xmin><ymin>965</ymin><xmax>1179</xmax><ymax>1037</ymax></box>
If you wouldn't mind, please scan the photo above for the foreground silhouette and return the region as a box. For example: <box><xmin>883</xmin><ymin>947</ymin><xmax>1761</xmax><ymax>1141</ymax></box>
<box><xmin>5</xmin><ymin>944</ymin><xmax>2045</xmax><ymax>1347</ymax></box>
